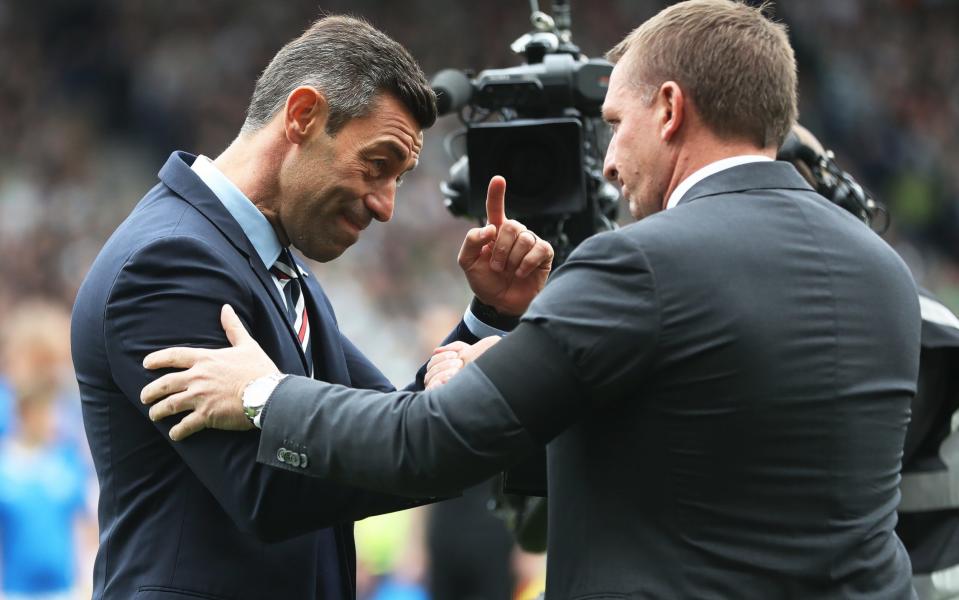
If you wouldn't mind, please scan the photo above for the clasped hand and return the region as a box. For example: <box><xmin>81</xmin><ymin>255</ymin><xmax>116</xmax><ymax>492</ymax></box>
<box><xmin>423</xmin><ymin>337</ymin><xmax>501</xmax><ymax>390</ymax></box>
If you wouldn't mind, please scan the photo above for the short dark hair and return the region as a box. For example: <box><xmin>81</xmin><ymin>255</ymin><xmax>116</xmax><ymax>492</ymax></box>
<box><xmin>607</xmin><ymin>0</ymin><xmax>797</xmax><ymax>148</ymax></box>
<box><xmin>241</xmin><ymin>15</ymin><xmax>436</xmax><ymax>135</ymax></box>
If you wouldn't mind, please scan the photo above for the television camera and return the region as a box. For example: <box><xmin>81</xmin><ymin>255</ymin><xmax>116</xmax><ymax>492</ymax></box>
<box><xmin>431</xmin><ymin>0</ymin><xmax>618</xmax><ymax>266</ymax></box>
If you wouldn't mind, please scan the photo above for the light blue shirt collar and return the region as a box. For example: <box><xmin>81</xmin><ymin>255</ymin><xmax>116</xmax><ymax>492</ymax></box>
<box><xmin>190</xmin><ymin>154</ymin><xmax>282</xmax><ymax>270</ymax></box>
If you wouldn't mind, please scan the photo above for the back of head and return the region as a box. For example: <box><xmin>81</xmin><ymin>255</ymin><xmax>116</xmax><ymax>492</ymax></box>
<box><xmin>607</xmin><ymin>0</ymin><xmax>797</xmax><ymax>148</ymax></box>
<box><xmin>242</xmin><ymin>15</ymin><xmax>436</xmax><ymax>135</ymax></box>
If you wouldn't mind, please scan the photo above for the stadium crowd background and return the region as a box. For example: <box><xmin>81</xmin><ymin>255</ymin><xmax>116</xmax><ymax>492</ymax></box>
<box><xmin>0</xmin><ymin>1</ymin><xmax>956</xmax><ymax>598</ymax></box>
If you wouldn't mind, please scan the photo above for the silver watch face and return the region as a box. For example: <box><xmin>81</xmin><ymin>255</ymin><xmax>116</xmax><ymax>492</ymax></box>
<box><xmin>243</xmin><ymin>374</ymin><xmax>281</xmax><ymax>425</ymax></box>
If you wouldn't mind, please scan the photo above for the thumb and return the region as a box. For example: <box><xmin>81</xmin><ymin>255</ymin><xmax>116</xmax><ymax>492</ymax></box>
<box><xmin>221</xmin><ymin>304</ymin><xmax>253</xmax><ymax>347</ymax></box>
<box><xmin>458</xmin><ymin>224</ymin><xmax>497</xmax><ymax>268</ymax></box>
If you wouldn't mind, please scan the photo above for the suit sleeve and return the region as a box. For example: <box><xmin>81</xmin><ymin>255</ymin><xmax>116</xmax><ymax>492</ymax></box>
<box><xmin>339</xmin><ymin>319</ymin><xmax>481</xmax><ymax>394</ymax></box>
<box><xmin>104</xmin><ymin>235</ymin><xmax>425</xmax><ymax>542</ymax></box>
<box><xmin>255</xmin><ymin>231</ymin><xmax>661</xmax><ymax>495</ymax></box>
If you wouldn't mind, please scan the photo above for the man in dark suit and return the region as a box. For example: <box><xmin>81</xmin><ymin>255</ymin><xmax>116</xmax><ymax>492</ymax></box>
<box><xmin>71</xmin><ymin>15</ymin><xmax>553</xmax><ymax>600</ymax></box>
<box><xmin>141</xmin><ymin>2</ymin><xmax>922</xmax><ymax>598</ymax></box>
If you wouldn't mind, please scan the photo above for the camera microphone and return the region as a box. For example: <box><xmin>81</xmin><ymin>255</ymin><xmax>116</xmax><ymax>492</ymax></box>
<box><xmin>431</xmin><ymin>69</ymin><xmax>473</xmax><ymax>116</ymax></box>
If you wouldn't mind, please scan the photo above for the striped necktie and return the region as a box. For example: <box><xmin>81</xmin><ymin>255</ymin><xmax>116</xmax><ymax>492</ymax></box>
<box><xmin>270</xmin><ymin>249</ymin><xmax>313</xmax><ymax>377</ymax></box>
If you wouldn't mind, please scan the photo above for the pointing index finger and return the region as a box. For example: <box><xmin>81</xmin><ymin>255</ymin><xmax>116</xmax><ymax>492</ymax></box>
<box><xmin>486</xmin><ymin>175</ymin><xmax>506</xmax><ymax>228</ymax></box>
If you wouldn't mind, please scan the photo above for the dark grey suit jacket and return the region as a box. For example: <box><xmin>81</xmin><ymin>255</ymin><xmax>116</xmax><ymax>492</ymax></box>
<box><xmin>257</xmin><ymin>161</ymin><xmax>922</xmax><ymax>599</ymax></box>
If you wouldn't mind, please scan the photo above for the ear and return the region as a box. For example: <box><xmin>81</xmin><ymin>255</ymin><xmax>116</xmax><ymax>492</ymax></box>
<box><xmin>657</xmin><ymin>81</ymin><xmax>685</xmax><ymax>142</ymax></box>
<box><xmin>283</xmin><ymin>86</ymin><xmax>329</xmax><ymax>144</ymax></box>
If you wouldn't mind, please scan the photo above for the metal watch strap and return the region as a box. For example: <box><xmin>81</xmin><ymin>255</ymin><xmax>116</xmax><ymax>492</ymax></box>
<box><xmin>242</xmin><ymin>373</ymin><xmax>286</xmax><ymax>428</ymax></box>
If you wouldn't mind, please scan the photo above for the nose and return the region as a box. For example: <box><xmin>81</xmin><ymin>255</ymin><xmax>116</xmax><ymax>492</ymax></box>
<box><xmin>364</xmin><ymin>183</ymin><xmax>395</xmax><ymax>222</ymax></box>
<box><xmin>603</xmin><ymin>144</ymin><xmax>619</xmax><ymax>182</ymax></box>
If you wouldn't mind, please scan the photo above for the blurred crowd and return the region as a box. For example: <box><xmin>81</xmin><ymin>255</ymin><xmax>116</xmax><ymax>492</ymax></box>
<box><xmin>0</xmin><ymin>0</ymin><xmax>956</xmax><ymax>598</ymax></box>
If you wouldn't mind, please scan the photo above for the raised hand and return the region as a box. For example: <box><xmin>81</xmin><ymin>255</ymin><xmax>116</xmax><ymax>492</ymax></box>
<box><xmin>458</xmin><ymin>176</ymin><xmax>554</xmax><ymax>316</ymax></box>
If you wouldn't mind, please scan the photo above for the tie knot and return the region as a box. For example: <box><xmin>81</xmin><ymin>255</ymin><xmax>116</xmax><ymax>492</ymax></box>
<box><xmin>271</xmin><ymin>251</ymin><xmax>299</xmax><ymax>280</ymax></box>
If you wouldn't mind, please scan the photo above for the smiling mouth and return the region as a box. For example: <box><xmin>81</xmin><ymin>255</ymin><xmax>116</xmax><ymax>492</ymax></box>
<box><xmin>342</xmin><ymin>213</ymin><xmax>370</xmax><ymax>234</ymax></box>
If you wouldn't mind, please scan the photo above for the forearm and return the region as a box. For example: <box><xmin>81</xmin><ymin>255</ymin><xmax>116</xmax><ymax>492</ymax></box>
<box><xmin>257</xmin><ymin>322</ymin><xmax>584</xmax><ymax>495</ymax></box>
<box><xmin>257</xmin><ymin>367</ymin><xmax>532</xmax><ymax>495</ymax></box>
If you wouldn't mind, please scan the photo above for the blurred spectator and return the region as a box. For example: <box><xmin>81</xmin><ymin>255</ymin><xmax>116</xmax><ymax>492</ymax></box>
<box><xmin>354</xmin><ymin>507</ymin><xmax>430</xmax><ymax>600</ymax></box>
<box><xmin>0</xmin><ymin>377</ymin><xmax>12</xmax><ymax>438</ymax></box>
<box><xmin>0</xmin><ymin>301</ymin><xmax>96</xmax><ymax>600</ymax></box>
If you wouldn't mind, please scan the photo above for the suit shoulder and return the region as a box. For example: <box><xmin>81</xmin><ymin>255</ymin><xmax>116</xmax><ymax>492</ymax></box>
<box><xmin>88</xmin><ymin>184</ymin><xmax>240</xmax><ymax>278</ymax></box>
<box><xmin>567</xmin><ymin>227</ymin><xmax>650</xmax><ymax>263</ymax></box>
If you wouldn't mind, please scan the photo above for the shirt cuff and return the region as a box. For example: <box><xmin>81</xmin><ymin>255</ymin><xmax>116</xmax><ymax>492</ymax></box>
<box><xmin>464</xmin><ymin>299</ymin><xmax>514</xmax><ymax>339</ymax></box>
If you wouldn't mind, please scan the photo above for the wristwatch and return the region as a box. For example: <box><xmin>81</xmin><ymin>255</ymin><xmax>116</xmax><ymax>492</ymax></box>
<box><xmin>242</xmin><ymin>373</ymin><xmax>287</xmax><ymax>428</ymax></box>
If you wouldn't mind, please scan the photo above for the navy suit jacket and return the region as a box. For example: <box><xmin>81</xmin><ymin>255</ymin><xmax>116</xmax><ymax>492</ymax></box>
<box><xmin>71</xmin><ymin>152</ymin><xmax>478</xmax><ymax>600</ymax></box>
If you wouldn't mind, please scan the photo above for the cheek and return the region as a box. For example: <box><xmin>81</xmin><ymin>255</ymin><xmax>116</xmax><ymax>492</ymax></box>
<box><xmin>614</xmin><ymin>127</ymin><xmax>641</xmax><ymax>162</ymax></box>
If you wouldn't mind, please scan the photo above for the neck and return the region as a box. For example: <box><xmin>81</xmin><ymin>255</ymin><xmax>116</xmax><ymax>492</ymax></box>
<box><xmin>213</xmin><ymin>130</ymin><xmax>290</xmax><ymax>246</ymax></box>
<box><xmin>662</xmin><ymin>136</ymin><xmax>776</xmax><ymax>210</ymax></box>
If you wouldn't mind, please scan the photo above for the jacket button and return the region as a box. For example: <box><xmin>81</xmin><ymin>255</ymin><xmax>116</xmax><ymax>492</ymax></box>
<box><xmin>299</xmin><ymin>453</ymin><xmax>309</xmax><ymax>469</ymax></box>
<box><xmin>277</xmin><ymin>448</ymin><xmax>287</xmax><ymax>463</ymax></box>
<box><xmin>288</xmin><ymin>452</ymin><xmax>301</xmax><ymax>468</ymax></box>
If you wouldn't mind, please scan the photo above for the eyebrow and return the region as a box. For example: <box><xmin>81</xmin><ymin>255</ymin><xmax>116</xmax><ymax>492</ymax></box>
<box><xmin>375</xmin><ymin>140</ymin><xmax>411</xmax><ymax>163</ymax></box>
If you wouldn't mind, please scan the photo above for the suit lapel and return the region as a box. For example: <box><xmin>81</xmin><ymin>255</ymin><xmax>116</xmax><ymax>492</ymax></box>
<box><xmin>297</xmin><ymin>266</ymin><xmax>351</xmax><ymax>386</ymax></box>
<box><xmin>157</xmin><ymin>151</ymin><xmax>310</xmax><ymax>373</ymax></box>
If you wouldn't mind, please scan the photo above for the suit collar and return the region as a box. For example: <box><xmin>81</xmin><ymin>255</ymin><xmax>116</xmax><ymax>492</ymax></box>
<box><xmin>676</xmin><ymin>160</ymin><xmax>815</xmax><ymax>207</ymax></box>
<box><xmin>158</xmin><ymin>151</ymin><xmax>260</xmax><ymax>260</ymax></box>
<box><xmin>665</xmin><ymin>155</ymin><xmax>772</xmax><ymax>210</ymax></box>
<box><xmin>190</xmin><ymin>154</ymin><xmax>283</xmax><ymax>271</ymax></box>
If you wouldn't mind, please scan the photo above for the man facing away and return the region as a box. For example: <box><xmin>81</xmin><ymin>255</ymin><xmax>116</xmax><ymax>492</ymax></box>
<box><xmin>71</xmin><ymin>15</ymin><xmax>552</xmax><ymax>600</ymax></box>
<box><xmin>141</xmin><ymin>2</ymin><xmax>922</xmax><ymax>598</ymax></box>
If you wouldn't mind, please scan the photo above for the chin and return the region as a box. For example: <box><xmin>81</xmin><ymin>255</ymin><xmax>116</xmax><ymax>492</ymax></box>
<box><xmin>309</xmin><ymin>241</ymin><xmax>352</xmax><ymax>263</ymax></box>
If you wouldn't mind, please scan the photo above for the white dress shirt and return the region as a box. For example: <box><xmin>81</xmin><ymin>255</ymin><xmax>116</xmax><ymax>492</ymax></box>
<box><xmin>665</xmin><ymin>155</ymin><xmax>773</xmax><ymax>210</ymax></box>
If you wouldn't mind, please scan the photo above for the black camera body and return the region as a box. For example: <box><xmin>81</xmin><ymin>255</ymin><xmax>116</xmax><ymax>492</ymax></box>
<box><xmin>432</xmin><ymin>8</ymin><xmax>619</xmax><ymax>264</ymax></box>
<box><xmin>467</xmin><ymin>53</ymin><xmax>611</xmax><ymax>116</ymax></box>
